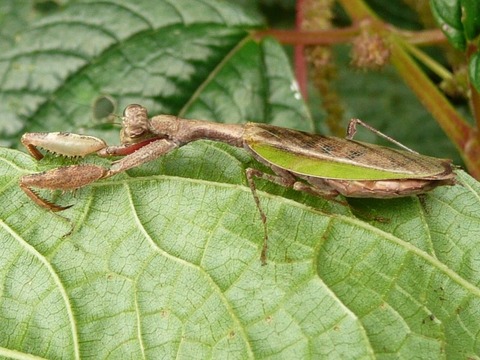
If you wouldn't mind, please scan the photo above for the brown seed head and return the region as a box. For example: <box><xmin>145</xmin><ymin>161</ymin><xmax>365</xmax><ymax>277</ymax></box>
<box><xmin>351</xmin><ymin>31</ymin><xmax>391</xmax><ymax>70</ymax></box>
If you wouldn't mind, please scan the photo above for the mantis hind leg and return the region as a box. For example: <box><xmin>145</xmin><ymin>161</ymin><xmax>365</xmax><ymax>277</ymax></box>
<box><xmin>245</xmin><ymin>167</ymin><xmax>296</xmax><ymax>265</ymax></box>
<box><xmin>346</xmin><ymin>118</ymin><xmax>418</xmax><ymax>154</ymax></box>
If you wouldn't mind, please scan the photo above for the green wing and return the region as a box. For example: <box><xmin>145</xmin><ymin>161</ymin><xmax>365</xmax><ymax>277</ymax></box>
<box><xmin>244</xmin><ymin>124</ymin><xmax>452</xmax><ymax>180</ymax></box>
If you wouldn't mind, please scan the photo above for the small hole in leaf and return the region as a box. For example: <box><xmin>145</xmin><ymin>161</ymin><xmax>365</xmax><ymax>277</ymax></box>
<box><xmin>91</xmin><ymin>95</ymin><xmax>117</xmax><ymax>121</ymax></box>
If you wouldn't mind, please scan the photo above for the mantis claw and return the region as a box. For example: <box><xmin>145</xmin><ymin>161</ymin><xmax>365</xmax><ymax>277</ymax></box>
<box><xmin>20</xmin><ymin>124</ymin><xmax>177</xmax><ymax>212</ymax></box>
<box><xmin>20</xmin><ymin>186</ymin><xmax>73</xmax><ymax>212</ymax></box>
<box><xmin>21</xmin><ymin>132</ymin><xmax>107</xmax><ymax>160</ymax></box>
<box><xmin>20</xmin><ymin>132</ymin><xmax>110</xmax><ymax>211</ymax></box>
<box><xmin>20</xmin><ymin>165</ymin><xmax>107</xmax><ymax>211</ymax></box>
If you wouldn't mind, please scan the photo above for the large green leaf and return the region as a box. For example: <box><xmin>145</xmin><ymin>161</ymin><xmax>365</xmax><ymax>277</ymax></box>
<box><xmin>2</xmin><ymin>142</ymin><xmax>480</xmax><ymax>359</ymax></box>
<box><xmin>1</xmin><ymin>1</ymin><xmax>480</xmax><ymax>359</ymax></box>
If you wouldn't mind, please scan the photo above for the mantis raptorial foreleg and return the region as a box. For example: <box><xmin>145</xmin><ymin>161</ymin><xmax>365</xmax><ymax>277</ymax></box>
<box><xmin>104</xmin><ymin>139</ymin><xmax>178</xmax><ymax>177</ymax></box>
<box><xmin>20</xmin><ymin>138</ymin><xmax>179</xmax><ymax>211</ymax></box>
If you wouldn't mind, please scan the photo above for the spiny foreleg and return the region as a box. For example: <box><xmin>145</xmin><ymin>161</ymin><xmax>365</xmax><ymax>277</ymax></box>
<box><xmin>20</xmin><ymin>135</ymin><xmax>178</xmax><ymax>211</ymax></box>
<box><xmin>20</xmin><ymin>165</ymin><xmax>107</xmax><ymax>211</ymax></box>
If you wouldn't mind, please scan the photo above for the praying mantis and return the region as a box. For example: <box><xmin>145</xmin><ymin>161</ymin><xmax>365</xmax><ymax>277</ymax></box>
<box><xmin>20</xmin><ymin>104</ymin><xmax>457</xmax><ymax>264</ymax></box>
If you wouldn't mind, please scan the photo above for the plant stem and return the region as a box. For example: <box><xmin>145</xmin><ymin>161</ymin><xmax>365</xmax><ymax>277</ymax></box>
<box><xmin>402</xmin><ymin>41</ymin><xmax>453</xmax><ymax>81</ymax></box>
<box><xmin>295</xmin><ymin>0</ymin><xmax>308</xmax><ymax>99</ymax></box>
<box><xmin>393</xmin><ymin>28</ymin><xmax>447</xmax><ymax>46</ymax></box>
<box><xmin>254</xmin><ymin>27</ymin><xmax>360</xmax><ymax>45</ymax></box>
<box><xmin>336</xmin><ymin>0</ymin><xmax>377</xmax><ymax>21</ymax></box>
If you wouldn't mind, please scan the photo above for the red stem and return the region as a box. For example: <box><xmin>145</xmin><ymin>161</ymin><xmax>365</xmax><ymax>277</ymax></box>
<box><xmin>255</xmin><ymin>27</ymin><xmax>360</xmax><ymax>45</ymax></box>
<box><xmin>295</xmin><ymin>0</ymin><xmax>308</xmax><ymax>99</ymax></box>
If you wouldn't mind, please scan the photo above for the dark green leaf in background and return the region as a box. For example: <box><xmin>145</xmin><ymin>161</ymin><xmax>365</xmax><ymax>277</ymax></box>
<box><xmin>460</xmin><ymin>0</ymin><xmax>480</xmax><ymax>40</ymax></box>
<box><xmin>469</xmin><ymin>52</ymin><xmax>480</xmax><ymax>93</ymax></box>
<box><xmin>430</xmin><ymin>0</ymin><xmax>480</xmax><ymax>48</ymax></box>
<box><xmin>430</xmin><ymin>0</ymin><xmax>466</xmax><ymax>50</ymax></box>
